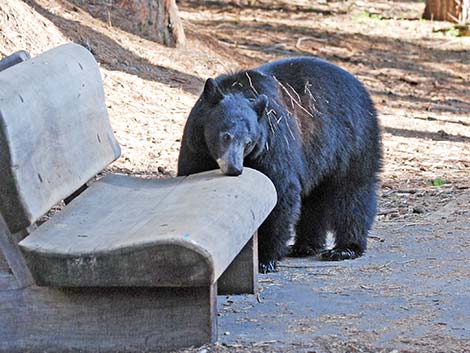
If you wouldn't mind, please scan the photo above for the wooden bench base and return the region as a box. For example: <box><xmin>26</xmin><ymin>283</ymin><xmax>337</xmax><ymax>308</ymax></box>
<box><xmin>0</xmin><ymin>285</ymin><xmax>217</xmax><ymax>352</ymax></box>
<box><xmin>1</xmin><ymin>233</ymin><xmax>258</xmax><ymax>352</ymax></box>
<box><xmin>219</xmin><ymin>233</ymin><xmax>258</xmax><ymax>295</ymax></box>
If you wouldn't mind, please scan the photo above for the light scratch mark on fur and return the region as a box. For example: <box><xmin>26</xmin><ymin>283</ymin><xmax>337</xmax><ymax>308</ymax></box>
<box><xmin>267</xmin><ymin>109</ymin><xmax>277</xmax><ymax>116</ymax></box>
<box><xmin>304</xmin><ymin>81</ymin><xmax>317</xmax><ymax>102</ymax></box>
<box><xmin>267</xmin><ymin>108</ymin><xmax>280</xmax><ymax>126</ymax></box>
<box><xmin>273</xmin><ymin>75</ymin><xmax>314</xmax><ymax>119</ymax></box>
<box><xmin>283</xmin><ymin>133</ymin><xmax>291</xmax><ymax>150</ymax></box>
<box><xmin>267</xmin><ymin>111</ymin><xmax>276</xmax><ymax>134</ymax></box>
<box><xmin>304</xmin><ymin>81</ymin><xmax>320</xmax><ymax>114</ymax></box>
<box><xmin>245</xmin><ymin>72</ymin><xmax>259</xmax><ymax>96</ymax></box>
<box><xmin>284</xmin><ymin>113</ymin><xmax>296</xmax><ymax>141</ymax></box>
<box><xmin>286</xmin><ymin>82</ymin><xmax>301</xmax><ymax>103</ymax></box>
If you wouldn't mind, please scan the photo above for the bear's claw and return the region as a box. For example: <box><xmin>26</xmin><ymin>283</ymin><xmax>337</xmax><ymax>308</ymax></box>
<box><xmin>259</xmin><ymin>260</ymin><xmax>277</xmax><ymax>274</ymax></box>
<box><xmin>319</xmin><ymin>248</ymin><xmax>360</xmax><ymax>261</ymax></box>
<box><xmin>288</xmin><ymin>244</ymin><xmax>321</xmax><ymax>257</ymax></box>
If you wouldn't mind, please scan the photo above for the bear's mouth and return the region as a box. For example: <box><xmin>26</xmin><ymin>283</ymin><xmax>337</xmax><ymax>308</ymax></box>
<box><xmin>216</xmin><ymin>158</ymin><xmax>227</xmax><ymax>173</ymax></box>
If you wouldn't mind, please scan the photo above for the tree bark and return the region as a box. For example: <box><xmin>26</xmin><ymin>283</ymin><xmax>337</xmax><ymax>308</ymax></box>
<box><xmin>73</xmin><ymin>0</ymin><xmax>186</xmax><ymax>47</ymax></box>
<box><xmin>116</xmin><ymin>0</ymin><xmax>185</xmax><ymax>47</ymax></box>
<box><xmin>423</xmin><ymin>0</ymin><xmax>470</xmax><ymax>24</ymax></box>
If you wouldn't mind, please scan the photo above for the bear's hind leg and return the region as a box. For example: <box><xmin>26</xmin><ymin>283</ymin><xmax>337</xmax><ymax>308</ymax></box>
<box><xmin>320</xmin><ymin>181</ymin><xmax>378</xmax><ymax>261</ymax></box>
<box><xmin>290</xmin><ymin>189</ymin><xmax>329</xmax><ymax>257</ymax></box>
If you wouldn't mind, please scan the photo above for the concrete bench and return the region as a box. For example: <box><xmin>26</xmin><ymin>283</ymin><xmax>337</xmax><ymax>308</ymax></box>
<box><xmin>0</xmin><ymin>44</ymin><xmax>276</xmax><ymax>352</ymax></box>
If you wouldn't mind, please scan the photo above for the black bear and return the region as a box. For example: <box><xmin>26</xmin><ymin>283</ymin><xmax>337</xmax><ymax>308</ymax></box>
<box><xmin>177</xmin><ymin>57</ymin><xmax>382</xmax><ymax>273</ymax></box>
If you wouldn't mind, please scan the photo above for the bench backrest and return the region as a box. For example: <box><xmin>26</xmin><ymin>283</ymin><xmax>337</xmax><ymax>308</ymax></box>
<box><xmin>0</xmin><ymin>43</ymin><xmax>121</xmax><ymax>234</ymax></box>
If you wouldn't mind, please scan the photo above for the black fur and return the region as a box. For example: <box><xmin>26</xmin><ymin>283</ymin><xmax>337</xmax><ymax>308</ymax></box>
<box><xmin>177</xmin><ymin>57</ymin><xmax>382</xmax><ymax>272</ymax></box>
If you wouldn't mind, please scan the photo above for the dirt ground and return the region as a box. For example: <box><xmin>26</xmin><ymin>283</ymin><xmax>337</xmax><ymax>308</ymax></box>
<box><xmin>0</xmin><ymin>0</ymin><xmax>469</xmax><ymax>352</ymax></box>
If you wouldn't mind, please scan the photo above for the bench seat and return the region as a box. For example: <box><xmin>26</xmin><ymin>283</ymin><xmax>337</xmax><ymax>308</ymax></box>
<box><xmin>19</xmin><ymin>168</ymin><xmax>276</xmax><ymax>288</ymax></box>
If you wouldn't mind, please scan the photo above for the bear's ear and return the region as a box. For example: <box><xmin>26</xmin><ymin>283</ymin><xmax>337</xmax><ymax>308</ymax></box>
<box><xmin>253</xmin><ymin>94</ymin><xmax>268</xmax><ymax>119</ymax></box>
<box><xmin>203</xmin><ymin>78</ymin><xmax>224</xmax><ymax>105</ymax></box>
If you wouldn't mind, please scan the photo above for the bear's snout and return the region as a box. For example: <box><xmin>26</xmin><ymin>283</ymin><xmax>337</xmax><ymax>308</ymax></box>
<box><xmin>216</xmin><ymin>157</ymin><xmax>243</xmax><ymax>176</ymax></box>
<box><xmin>224</xmin><ymin>166</ymin><xmax>243</xmax><ymax>176</ymax></box>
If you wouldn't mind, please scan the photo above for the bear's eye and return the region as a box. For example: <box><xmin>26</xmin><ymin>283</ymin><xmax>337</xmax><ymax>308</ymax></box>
<box><xmin>222</xmin><ymin>132</ymin><xmax>233</xmax><ymax>142</ymax></box>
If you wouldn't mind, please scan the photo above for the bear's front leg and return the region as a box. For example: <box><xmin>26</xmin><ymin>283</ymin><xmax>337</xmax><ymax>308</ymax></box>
<box><xmin>257</xmin><ymin>180</ymin><xmax>301</xmax><ymax>273</ymax></box>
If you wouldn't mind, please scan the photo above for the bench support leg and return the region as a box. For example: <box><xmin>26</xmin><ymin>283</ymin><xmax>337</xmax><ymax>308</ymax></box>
<box><xmin>218</xmin><ymin>232</ymin><xmax>258</xmax><ymax>295</ymax></box>
<box><xmin>0</xmin><ymin>216</ymin><xmax>33</xmax><ymax>289</ymax></box>
<box><xmin>0</xmin><ymin>284</ymin><xmax>217</xmax><ymax>352</ymax></box>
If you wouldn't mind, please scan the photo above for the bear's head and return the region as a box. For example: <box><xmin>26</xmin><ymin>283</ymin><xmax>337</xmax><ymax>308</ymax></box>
<box><xmin>197</xmin><ymin>78</ymin><xmax>268</xmax><ymax>176</ymax></box>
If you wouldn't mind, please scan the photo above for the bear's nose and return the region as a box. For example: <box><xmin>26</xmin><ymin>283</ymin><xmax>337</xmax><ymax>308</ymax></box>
<box><xmin>224</xmin><ymin>166</ymin><xmax>243</xmax><ymax>176</ymax></box>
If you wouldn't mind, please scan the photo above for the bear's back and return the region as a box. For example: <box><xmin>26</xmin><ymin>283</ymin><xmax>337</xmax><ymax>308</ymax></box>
<box><xmin>257</xmin><ymin>57</ymin><xmax>380</xmax><ymax>183</ymax></box>
<box><xmin>257</xmin><ymin>57</ymin><xmax>355</xmax><ymax>83</ymax></box>
<box><xmin>256</xmin><ymin>57</ymin><xmax>369</xmax><ymax>104</ymax></box>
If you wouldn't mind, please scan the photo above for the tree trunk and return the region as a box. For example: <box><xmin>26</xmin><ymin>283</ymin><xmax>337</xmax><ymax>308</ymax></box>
<box><xmin>116</xmin><ymin>0</ymin><xmax>185</xmax><ymax>47</ymax></box>
<box><xmin>73</xmin><ymin>0</ymin><xmax>186</xmax><ymax>47</ymax></box>
<box><xmin>423</xmin><ymin>0</ymin><xmax>470</xmax><ymax>24</ymax></box>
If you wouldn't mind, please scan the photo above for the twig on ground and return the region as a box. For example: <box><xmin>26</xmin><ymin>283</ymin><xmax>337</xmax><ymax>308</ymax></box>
<box><xmin>295</xmin><ymin>36</ymin><xmax>328</xmax><ymax>50</ymax></box>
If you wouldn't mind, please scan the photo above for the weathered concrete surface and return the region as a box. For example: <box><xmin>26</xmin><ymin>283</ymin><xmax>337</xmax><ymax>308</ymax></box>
<box><xmin>179</xmin><ymin>191</ymin><xmax>469</xmax><ymax>353</ymax></box>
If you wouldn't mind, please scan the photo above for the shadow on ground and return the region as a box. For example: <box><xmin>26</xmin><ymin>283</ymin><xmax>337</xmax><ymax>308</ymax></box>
<box><xmin>182</xmin><ymin>6</ymin><xmax>469</xmax><ymax>114</ymax></box>
<box><xmin>26</xmin><ymin>0</ymin><xmax>204</xmax><ymax>95</ymax></box>
<box><xmin>383</xmin><ymin>126</ymin><xmax>470</xmax><ymax>143</ymax></box>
